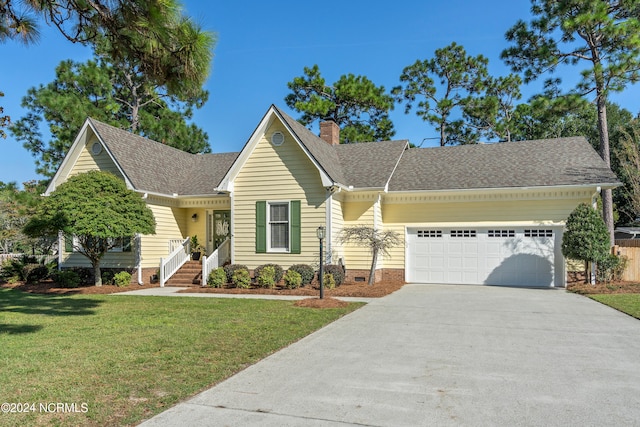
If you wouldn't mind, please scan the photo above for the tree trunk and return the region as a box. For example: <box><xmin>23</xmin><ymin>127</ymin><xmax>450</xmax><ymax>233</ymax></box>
<box><xmin>596</xmin><ymin>94</ymin><xmax>615</xmax><ymax>246</ymax></box>
<box><xmin>368</xmin><ymin>248</ymin><xmax>378</xmax><ymax>286</ymax></box>
<box><xmin>93</xmin><ymin>263</ymin><xmax>102</xmax><ymax>286</ymax></box>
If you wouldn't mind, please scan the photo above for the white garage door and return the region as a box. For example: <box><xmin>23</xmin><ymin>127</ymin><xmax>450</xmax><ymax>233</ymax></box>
<box><xmin>406</xmin><ymin>227</ymin><xmax>562</xmax><ymax>287</ymax></box>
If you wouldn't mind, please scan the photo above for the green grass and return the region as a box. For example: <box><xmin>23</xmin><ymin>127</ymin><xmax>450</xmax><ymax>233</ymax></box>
<box><xmin>590</xmin><ymin>294</ymin><xmax>640</xmax><ymax>319</ymax></box>
<box><xmin>0</xmin><ymin>289</ymin><xmax>363</xmax><ymax>426</ymax></box>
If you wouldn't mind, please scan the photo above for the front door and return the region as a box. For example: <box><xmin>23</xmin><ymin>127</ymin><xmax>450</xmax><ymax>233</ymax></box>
<box><xmin>207</xmin><ymin>210</ymin><xmax>231</xmax><ymax>254</ymax></box>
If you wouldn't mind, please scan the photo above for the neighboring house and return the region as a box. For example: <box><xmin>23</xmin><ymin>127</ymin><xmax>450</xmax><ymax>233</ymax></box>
<box><xmin>46</xmin><ymin>105</ymin><xmax>620</xmax><ymax>287</ymax></box>
<box><xmin>614</xmin><ymin>227</ymin><xmax>640</xmax><ymax>240</ymax></box>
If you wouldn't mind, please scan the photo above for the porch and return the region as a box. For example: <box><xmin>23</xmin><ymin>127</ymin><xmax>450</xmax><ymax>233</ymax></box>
<box><xmin>159</xmin><ymin>237</ymin><xmax>230</xmax><ymax>287</ymax></box>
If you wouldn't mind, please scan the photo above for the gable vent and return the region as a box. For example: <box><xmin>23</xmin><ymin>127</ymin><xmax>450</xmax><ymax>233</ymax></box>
<box><xmin>271</xmin><ymin>131</ymin><xmax>285</xmax><ymax>146</ymax></box>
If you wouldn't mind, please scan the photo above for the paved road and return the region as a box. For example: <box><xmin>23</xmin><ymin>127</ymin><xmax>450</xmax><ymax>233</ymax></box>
<box><xmin>140</xmin><ymin>284</ymin><xmax>640</xmax><ymax>426</ymax></box>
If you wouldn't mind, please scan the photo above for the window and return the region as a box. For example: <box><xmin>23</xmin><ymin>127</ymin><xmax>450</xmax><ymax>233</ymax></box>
<box><xmin>268</xmin><ymin>202</ymin><xmax>290</xmax><ymax>252</ymax></box>
<box><xmin>525</xmin><ymin>229</ymin><xmax>553</xmax><ymax>238</ymax></box>
<box><xmin>451</xmin><ymin>230</ymin><xmax>477</xmax><ymax>238</ymax></box>
<box><xmin>66</xmin><ymin>235</ymin><xmax>132</xmax><ymax>253</ymax></box>
<box><xmin>108</xmin><ymin>236</ymin><xmax>132</xmax><ymax>252</ymax></box>
<box><xmin>488</xmin><ymin>230</ymin><xmax>515</xmax><ymax>238</ymax></box>
<box><xmin>255</xmin><ymin>200</ymin><xmax>301</xmax><ymax>254</ymax></box>
<box><xmin>417</xmin><ymin>230</ymin><xmax>442</xmax><ymax>238</ymax></box>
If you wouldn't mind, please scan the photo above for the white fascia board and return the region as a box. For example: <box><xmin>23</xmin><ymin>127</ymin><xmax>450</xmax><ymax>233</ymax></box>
<box><xmin>272</xmin><ymin>108</ymin><xmax>335</xmax><ymax>188</ymax></box>
<box><xmin>387</xmin><ymin>183</ymin><xmax>618</xmax><ymax>196</ymax></box>
<box><xmin>45</xmin><ymin>119</ymin><xmax>92</xmax><ymax>195</ymax></box>
<box><xmin>91</xmin><ymin>122</ymin><xmax>135</xmax><ymax>191</ymax></box>
<box><xmin>133</xmin><ymin>189</ymin><xmax>228</xmax><ymax>199</ymax></box>
<box><xmin>217</xmin><ymin>108</ymin><xmax>276</xmax><ymax>192</ymax></box>
<box><xmin>46</xmin><ymin>119</ymin><xmax>135</xmax><ymax>195</ymax></box>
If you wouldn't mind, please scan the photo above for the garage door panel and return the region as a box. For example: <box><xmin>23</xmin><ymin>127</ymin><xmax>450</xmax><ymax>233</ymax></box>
<box><xmin>408</xmin><ymin>227</ymin><xmax>558</xmax><ymax>287</ymax></box>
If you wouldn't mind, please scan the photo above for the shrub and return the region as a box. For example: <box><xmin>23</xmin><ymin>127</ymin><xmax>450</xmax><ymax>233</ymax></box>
<box><xmin>323</xmin><ymin>264</ymin><xmax>345</xmax><ymax>285</ymax></box>
<box><xmin>113</xmin><ymin>271</ymin><xmax>132</xmax><ymax>287</ymax></box>
<box><xmin>232</xmin><ymin>269</ymin><xmax>251</xmax><ymax>289</ymax></box>
<box><xmin>562</xmin><ymin>203</ymin><xmax>611</xmax><ymax>282</ymax></box>
<box><xmin>101</xmin><ymin>271</ymin><xmax>115</xmax><ymax>285</ymax></box>
<box><xmin>256</xmin><ymin>265</ymin><xmax>276</xmax><ymax>288</ymax></box>
<box><xmin>53</xmin><ymin>270</ymin><xmax>81</xmax><ymax>288</ymax></box>
<box><xmin>283</xmin><ymin>270</ymin><xmax>302</xmax><ymax>289</ymax></box>
<box><xmin>323</xmin><ymin>273</ymin><xmax>336</xmax><ymax>290</ymax></box>
<box><xmin>207</xmin><ymin>267</ymin><xmax>226</xmax><ymax>288</ymax></box>
<box><xmin>596</xmin><ymin>254</ymin><xmax>628</xmax><ymax>283</ymax></box>
<box><xmin>0</xmin><ymin>257</ymin><xmax>28</xmax><ymax>282</ymax></box>
<box><xmin>254</xmin><ymin>263</ymin><xmax>283</xmax><ymax>283</ymax></box>
<box><xmin>289</xmin><ymin>264</ymin><xmax>314</xmax><ymax>285</ymax></box>
<box><xmin>70</xmin><ymin>267</ymin><xmax>93</xmax><ymax>285</ymax></box>
<box><xmin>224</xmin><ymin>264</ymin><xmax>248</xmax><ymax>283</ymax></box>
<box><xmin>24</xmin><ymin>264</ymin><xmax>49</xmax><ymax>284</ymax></box>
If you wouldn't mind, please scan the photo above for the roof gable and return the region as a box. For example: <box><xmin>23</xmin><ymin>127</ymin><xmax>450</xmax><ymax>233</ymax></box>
<box><xmin>388</xmin><ymin>136</ymin><xmax>620</xmax><ymax>192</ymax></box>
<box><xmin>219</xmin><ymin>105</ymin><xmax>339</xmax><ymax>190</ymax></box>
<box><xmin>47</xmin><ymin>118</ymin><xmax>238</xmax><ymax>197</ymax></box>
<box><xmin>88</xmin><ymin>119</ymin><xmax>239</xmax><ymax>196</ymax></box>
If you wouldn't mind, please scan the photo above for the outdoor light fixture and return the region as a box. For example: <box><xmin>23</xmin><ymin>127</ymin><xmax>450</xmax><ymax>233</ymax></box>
<box><xmin>317</xmin><ymin>226</ymin><xmax>325</xmax><ymax>299</ymax></box>
<box><xmin>191</xmin><ymin>213</ymin><xmax>198</xmax><ymax>222</ymax></box>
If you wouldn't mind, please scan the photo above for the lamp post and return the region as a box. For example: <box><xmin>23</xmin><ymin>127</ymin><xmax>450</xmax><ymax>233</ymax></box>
<box><xmin>317</xmin><ymin>226</ymin><xmax>325</xmax><ymax>299</ymax></box>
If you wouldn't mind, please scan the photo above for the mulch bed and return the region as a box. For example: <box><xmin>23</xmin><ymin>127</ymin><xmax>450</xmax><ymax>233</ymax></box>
<box><xmin>1</xmin><ymin>280</ymin><xmax>161</xmax><ymax>295</ymax></box>
<box><xmin>567</xmin><ymin>281</ymin><xmax>640</xmax><ymax>295</ymax></box>
<box><xmin>1</xmin><ymin>279</ymin><xmax>406</xmax><ymax>309</ymax></box>
<box><xmin>175</xmin><ymin>280</ymin><xmax>405</xmax><ymax>298</ymax></box>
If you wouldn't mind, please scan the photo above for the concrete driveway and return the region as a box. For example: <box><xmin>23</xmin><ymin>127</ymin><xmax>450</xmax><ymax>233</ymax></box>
<box><xmin>140</xmin><ymin>284</ymin><xmax>640</xmax><ymax>426</ymax></box>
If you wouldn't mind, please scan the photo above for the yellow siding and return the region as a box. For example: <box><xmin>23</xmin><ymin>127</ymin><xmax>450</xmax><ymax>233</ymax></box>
<box><xmin>342</xmin><ymin>199</ymin><xmax>377</xmax><ymax>270</ymax></box>
<box><xmin>381</xmin><ymin>196</ymin><xmax>592</xmax><ymax>269</ymax></box>
<box><xmin>139</xmin><ymin>202</ymin><xmax>187</xmax><ymax>268</ymax></box>
<box><xmin>70</xmin><ymin>137</ymin><xmax>123</xmax><ymax>178</ymax></box>
<box><xmin>233</xmin><ymin>121</ymin><xmax>326</xmax><ymax>269</ymax></box>
<box><xmin>330</xmin><ymin>193</ymin><xmax>344</xmax><ymax>264</ymax></box>
<box><xmin>343</xmin><ymin>201</ymin><xmax>376</xmax><ymax>222</ymax></box>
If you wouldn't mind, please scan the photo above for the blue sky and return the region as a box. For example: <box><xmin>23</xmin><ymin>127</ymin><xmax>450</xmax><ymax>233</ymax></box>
<box><xmin>2</xmin><ymin>0</ymin><xmax>639</xmax><ymax>186</ymax></box>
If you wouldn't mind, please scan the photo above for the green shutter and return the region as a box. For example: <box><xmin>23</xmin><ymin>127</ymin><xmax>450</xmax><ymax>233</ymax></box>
<box><xmin>290</xmin><ymin>200</ymin><xmax>301</xmax><ymax>254</ymax></box>
<box><xmin>256</xmin><ymin>201</ymin><xmax>266</xmax><ymax>253</ymax></box>
<box><xmin>64</xmin><ymin>234</ymin><xmax>73</xmax><ymax>252</ymax></box>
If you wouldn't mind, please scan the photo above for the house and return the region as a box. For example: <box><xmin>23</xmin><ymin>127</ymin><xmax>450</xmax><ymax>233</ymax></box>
<box><xmin>46</xmin><ymin>105</ymin><xmax>620</xmax><ymax>288</ymax></box>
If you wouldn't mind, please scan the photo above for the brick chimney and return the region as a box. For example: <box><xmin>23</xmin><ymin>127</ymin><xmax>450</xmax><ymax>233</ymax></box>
<box><xmin>320</xmin><ymin>121</ymin><xmax>340</xmax><ymax>145</ymax></box>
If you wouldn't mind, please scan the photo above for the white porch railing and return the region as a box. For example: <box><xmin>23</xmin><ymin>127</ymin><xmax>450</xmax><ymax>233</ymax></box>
<box><xmin>168</xmin><ymin>239</ymin><xmax>185</xmax><ymax>253</ymax></box>
<box><xmin>202</xmin><ymin>238</ymin><xmax>230</xmax><ymax>287</ymax></box>
<box><xmin>160</xmin><ymin>237</ymin><xmax>191</xmax><ymax>287</ymax></box>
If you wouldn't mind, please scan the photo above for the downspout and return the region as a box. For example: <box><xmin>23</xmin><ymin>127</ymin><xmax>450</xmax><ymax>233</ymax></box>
<box><xmin>229</xmin><ymin>190</ymin><xmax>235</xmax><ymax>264</ymax></box>
<box><xmin>57</xmin><ymin>231</ymin><xmax>63</xmax><ymax>270</ymax></box>
<box><xmin>325</xmin><ymin>187</ymin><xmax>333</xmax><ymax>264</ymax></box>
<box><xmin>136</xmin><ymin>234</ymin><xmax>143</xmax><ymax>285</ymax></box>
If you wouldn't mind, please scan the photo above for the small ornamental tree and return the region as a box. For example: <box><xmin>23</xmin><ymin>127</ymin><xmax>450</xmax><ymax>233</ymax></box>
<box><xmin>24</xmin><ymin>171</ymin><xmax>156</xmax><ymax>286</ymax></box>
<box><xmin>561</xmin><ymin>203</ymin><xmax>611</xmax><ymax>283</ymax></box>
<box><xmin>340</xmin><ymin>226</ymin><xmax>401</xmax><ymax>285</ymax></box>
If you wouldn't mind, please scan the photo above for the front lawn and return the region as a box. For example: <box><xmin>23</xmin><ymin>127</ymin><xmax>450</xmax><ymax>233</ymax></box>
<box><xmin>589</xmin><ymin>294</ymin><xmax>640</xmax><ymax>319</ymax></box>
<box><xmin>0</xmin><ymin>289</ymin><xmax>362</xmax><ymax>426</ymax></box>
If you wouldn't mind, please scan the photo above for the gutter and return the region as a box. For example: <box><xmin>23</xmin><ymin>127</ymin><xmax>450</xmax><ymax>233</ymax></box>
<box><xmin>385</xmin><ymin>182</ymin><xmax>622</xmax><ymax>195</ymax></box>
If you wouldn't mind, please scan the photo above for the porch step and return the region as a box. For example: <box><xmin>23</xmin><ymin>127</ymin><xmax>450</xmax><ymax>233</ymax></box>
<box><xmin>166</xmin><ymin>260</ymin><xmax>202</xmax><ymax>286</ymax></box>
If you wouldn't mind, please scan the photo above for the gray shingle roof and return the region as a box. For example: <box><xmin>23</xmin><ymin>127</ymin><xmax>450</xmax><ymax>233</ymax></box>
<box><xmin>273</xmin><ymin>106</ymin><xmax>407</xmax><ymax>189</ymax></box>
<box><xmin>87</xmin><ymin>112</ymin><xmax>618</xmax><ymax>197</ymax></box>
<box><xmin>335</xmin><ymin>140</ymin><xmax>408</xmax><ymax>188</ymax></box>
<box><xmin>273</xmin><ymin>106</ymin><xmax>348</xmax><ymax>185</ymax></box>
<box><xmin>89</xmin><ymin>119</ymin><xmax>238</xmax><ymax>196</ymax></box>
<box><xmin>388</xmin><ymin>136</ymin><xmax>620</xmax><ymax>192</ymax></box>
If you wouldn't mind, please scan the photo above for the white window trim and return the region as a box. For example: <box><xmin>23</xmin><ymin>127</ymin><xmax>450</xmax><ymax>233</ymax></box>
<box><xmin>267</xmin><ymin>200</ymin><xmax>291</xmax><ymax>253</ymax></box>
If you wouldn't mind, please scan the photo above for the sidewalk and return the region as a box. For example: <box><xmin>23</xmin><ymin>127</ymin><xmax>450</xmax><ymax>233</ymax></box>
<box><xmin>113</xmin><ymin>285</ymin><xmax>375</xmax><ymax>303</ymax></box>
